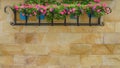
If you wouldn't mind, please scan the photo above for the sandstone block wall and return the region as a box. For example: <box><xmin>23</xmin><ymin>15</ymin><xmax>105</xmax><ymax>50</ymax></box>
<box><xmin>0</xmin><ymin>0</ymin><xmax>120</xmax><ymax>68</ymax></box>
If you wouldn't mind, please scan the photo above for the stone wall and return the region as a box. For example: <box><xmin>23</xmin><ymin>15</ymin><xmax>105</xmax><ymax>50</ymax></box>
<box><xmin>0</xmin><ymin>0</ymin><xmax>120</xmax><ymax>68</ymax></box>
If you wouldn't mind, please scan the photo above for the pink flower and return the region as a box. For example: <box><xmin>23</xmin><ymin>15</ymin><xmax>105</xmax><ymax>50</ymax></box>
<box><xmin>77</xmin><ymin>4</ymin><xmax>81</xmax><ymax>7</ymax></box>
<box><xmin>63</xmin><ymin>10</ymin><xmax>67</xmax><ymax>13</ymax></box>
<box><xmin>94</xmin><ymin>0</ymin><xmax>101</xmax><ymax>3</ymax></box>
<box><xmin>70</xmin><ymin>9</ymin><xmax>73</xmax><ymax>12</ymax></box>
<box><xmin>28</xmin><ymin>4</ymin><xmax>32</xmax><ymax>8</ymax></box>
<box><xmin>67</xmin><ymin>12</ymin><xmax>70</xmax><ymax>15</ymax></box>
<box><xmin>105</xmin><ymin>8</ymin><xmax>111</xmax><ymax>14</ymax></box>
<box><xmin>72</xmin><ymin>8</ymin><xmax>76</xmax><ymax>13</ymax></box>
<box><xmin>20</xmin><ymin>5</ymin><xmax>25</xmax><ymax>9</ymax></box>
<box><xmin>14</xmin><ymin>5</ymin><xmax>19</xmax><ymax>10</ymax></box>
<box><xmin>93</xmin><ymin>5</ymin><xmax>97</xmax><ymax>10</ymax></box>
<box><xmin>97</xmin><ymin>9</ymin><xmax>101</xmax><ymax>12</ymax></box>
<box><xmin>40</xmin><ymin>10</ymin><xmax>44</xmax><ymax>13</ymax></box>
<box><xmin>35</xmin><ymin>4</ymin><xmax>40</xmax><ymax>9</ymax></box>
<box><xmin>50</xmin><ymin>8</ymin><xmax>54</xmax><ymax>12</ymax></box>
<box><xmin>60</xmin><ymin>11</ymin><xmax>64</xmax><ymax>15</ymax></box>
<box><xmin>42</xmin><ymin>10</ymin><xmax>46</xmax><ymax>15</ymax></box>
<box><xmin>102</xmin><ymin>3</ymin><xmax>107</xmax><ymax>7</ymax></box>
<box><xmin>33</xmin><ymin>12</ymin><xmax>37</xmax><ymax>15</ymax></box>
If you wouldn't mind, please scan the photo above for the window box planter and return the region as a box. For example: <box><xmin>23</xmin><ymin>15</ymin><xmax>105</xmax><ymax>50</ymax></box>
<box><xmin>4</xmin><ymin>1</ymin><xmax>112</xmax><ymax>26</ymax></box>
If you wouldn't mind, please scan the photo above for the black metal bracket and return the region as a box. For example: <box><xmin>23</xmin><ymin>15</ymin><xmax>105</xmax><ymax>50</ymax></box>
<box><xmin>4</xmin><ymin>6</ymin><xmax>104</xmax><ymax>26</ymax></box>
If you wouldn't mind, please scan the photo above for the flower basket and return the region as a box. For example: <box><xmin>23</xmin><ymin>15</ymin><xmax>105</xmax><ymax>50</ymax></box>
<box><xmin>37</xmin><ymin>14</ymin><xmax>45</xmax><ymax>20</ymax></box>
<box><xmin>20</xmin><ymin>12</ymin><xmax>29</xmax><ymax>20</ymax></box>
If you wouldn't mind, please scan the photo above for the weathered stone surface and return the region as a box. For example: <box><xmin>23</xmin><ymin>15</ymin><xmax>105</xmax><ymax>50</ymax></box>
<box><xmin>14</xmin><ymin>55</ymin><xmax>26</xmax><ymax>65</ymax></box>
<box><xmin>0</xmin><ymin>33</ymin><xmax>15</xmax><ymax>44</ymax></box>
<box><xmin>0</xmin><ymin>44</ymin><xmax>24</xmax><ymax>55</ymax></box>
<box><xmin>102</xmin><ymin>55</ymin><xmax>120</xmax><ymax>65</ymax></box>
<box><xmin>0</xmin><ymin>56</ymin><xmax>13</xmax><ymax>65</ymax></box>
<box><xmin>104</xmin><ymin>33</ymin><xmax>120</xmax><ymax>44</ymax></box>
<box><xmin>115</xmin><ymin>22</ymin><xmax>120</xmax><ymax>32</ymax></box>
<box><xmin>48</xmin><ymin>44</ymin><xmax>70</xmax><ymax>55</ymax></box>
<box><xmin>41</xmin><ymin>33</ymin><xmax>60</xmax><ymax>45</ymax></box>
<box><xmin>1</xmin><ymin>65</ymin><xmax>25</xmax><ymax>68</ymax></box>
<box><xmin>91</xmin><ymin>65</ymin><xmax>120</xmax><ymax>68</ymax></box>
<box><xmin>14</xmin><ymin>33</ymin><xmax>26</xmax><ymax>44</ymax></box>
<box><xmin>70</xmin><ymin>44</ymin><xmax>91</xmax><ymax>55</ymax></box>
<box><xmin>70</xmin><ymin>26</ymin><xmax>92</xmax><ymax>33</ymax></box>
<box><xmin>59</xmin><ymin>33</ymin><xmax>103</xmax><ymax>44</ymax></box>
<box><xmin>48</xmin><ymin>26</ymin><xmax>71</xmax><ymax>33</ymax></box>
<box><xmin>113</xmin><ymin>45</ymin><xmax>120</xmax><ymax>54</ymax></box>
<box><xmin>25</xmin><ymin>56</ymin><xmax>36</xmax><ymax>65</ymax></box>
<box><xmin>91</xmin><ymin>23</ymin><xmax>115</xmax><ymax>32</ymax></box>
<box><xmin>25</xmin><ymin>45</ymin><xmax>49</xmax><ymax>55</ymax></box>
<box><xmin>80</xmin><ymin>55</ymin><xmax>102</xmax><ymax>66</ymax></box>
<box><xmin>64</xmin><ymin>65</ymin><xmax>81</xmax><ymax>68</ymax></box>
<box><xmin>47</xmin><ymin>65</ymin><xmax>64</xmax><ymax>68</ymax></box>
<box><xmin>92</xmin><ymin>44</ymin><xmax>115</xmax><ymax>55</ymax></box>
<box><xmin>59</xmin><ymin>56</ymin><xmax>80</xmax><ymax>65</ymax></box>
<box><xmin>36</xmin><ymin>55</ymin><xmax>59</xmax><ymax>66</ymax></box>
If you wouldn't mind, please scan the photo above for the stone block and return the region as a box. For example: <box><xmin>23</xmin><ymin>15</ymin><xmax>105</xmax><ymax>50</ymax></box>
<box><xmin>0</xmin><ymin>56</ymin><xmax>13</xmax><ymax>65</ymax></box>
<box><xmin>0</xmin><ymin>44</ymin><xmax>24</xmax><ymax>55</ymax></box>
<box><xmin>104</xmin><ymin>33</ymin><xmax>120</xmax><ymax>44</ymax></box>
<box><xmin>70</xmin><ymin>44</ymin><xmax>91</xmax><ymax>55</ymax></box>
<box><xmin>25</xmin><ymin>45</ymin><xmax>49</xmax><ymax>55</ymax></box>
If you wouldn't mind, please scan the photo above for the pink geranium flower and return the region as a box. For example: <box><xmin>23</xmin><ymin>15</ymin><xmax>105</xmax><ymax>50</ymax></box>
<box><xmin>67</xmin><ymin>11</ymin><xmax>70</xmax><ymax>15</ymax></box>
<box><xmin>35</xmin><ymin>4</ymin><xmax>40</xmax><ymax>10</ymax></box>
<box><xmin>77</xmin><ymin>4</ymin><xmax>81</xmax><ymax>7</ymax></box>
<box><xmin>72</xmin><ymin>8</ymin><xmax>76</xmax><ymax>13</ymax></box>
<box><xmin>60</xmin><ymin>11</ymin><xmax>64</xmax><ymax>15</ymax></box>
<box><xmin>70</xmin><ymin>9</ymin><xmax>72</xmax><ymax>12</ymax></box>
<box><xmin>14</xmin><ymin>5</ymin><xmax>19</xmax><ymax>10</ymax></box>
<box><xmin>50</xmin><ymin>8</ymin><xmax>54</xmax><ymax>12</ymax></box>
<box><xmin>40</xmin><ymin>10</ymin><xmax>44</xmax><ymax>13</ymax></box>
<box><xmin>102</xmin><ymin>3</ymin><xmax>107</xmax><ymax>7</ymax></box>
<box><xmin>97</xmin><ymin>9</ymin><xmax>101</xmax><ymax>12</ymax></box>
<box><xmin>105</xmin><ymin>8</ymin><xmax>111</xmax><ymax>14</ymax></box>
<box><xmin>63</xmin><ymin>10</ymin><xmax>67</xmax><ymax>14</ymax></box>
<box><xmin>94</xmin><ymin>0</ymin><xmax>101</xmax><ymax>3</ymax></box>
<box><xmin>33</xmin><ymin>12</ymin><xmax>37</xmax><ymax>15</ymax></box>
<box><xmin>92</xmin><ymin>5</ymin><xmax>97</xmax><ymax>10</ymax></box>
<box><xmin>20</xmin><ymin>4</ymin><xmax>25</xmax><ymax>9</ymax></box>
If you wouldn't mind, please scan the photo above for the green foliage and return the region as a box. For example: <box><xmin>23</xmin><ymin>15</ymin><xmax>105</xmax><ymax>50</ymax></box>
<box><xmin>17</xmin><ymin>0</ymin><xmax>111</xmax><ymax>22</ymax></box>
<box><xmin>81</xmin><ymin>0</ymin><xmax>94</xmax><ymax>5</ymax></box>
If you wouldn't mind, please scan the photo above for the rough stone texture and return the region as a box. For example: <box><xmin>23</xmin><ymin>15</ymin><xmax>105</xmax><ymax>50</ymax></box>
<box><xmin>0</xmin><ymin>0</ymin><xmax>120</xmax><ymax>68</ymax></box>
